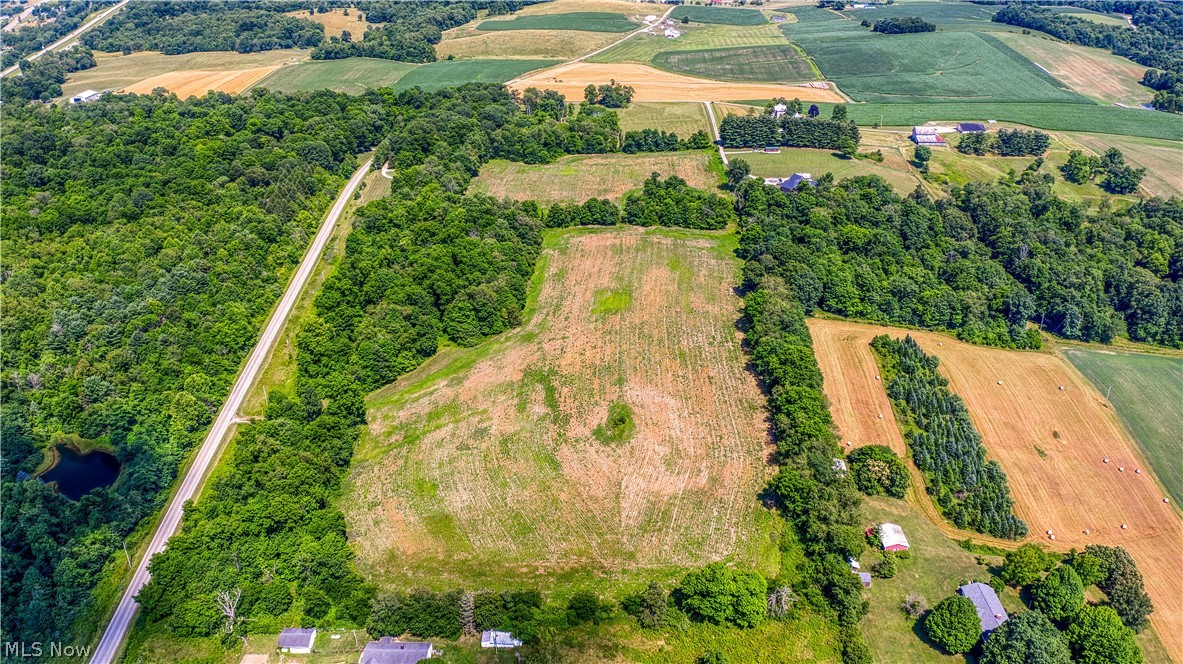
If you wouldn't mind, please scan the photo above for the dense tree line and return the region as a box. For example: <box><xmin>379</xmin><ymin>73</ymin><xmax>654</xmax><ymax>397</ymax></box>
<box><xmin>583</xmin><ymin>80</ymin><xmax>635</xmax><ymax>108</ymax></box>
<box><xmin>872</xmin><ymin>16</ymin><xmax>936</xmax><ymax>34</ymax></box>
<box><xmin>621</xmin><ymin>128</ymin><xmax>712</xmax><ymax>153</ymax></box>
<box><xmin>720</xmin><ymin>112</ymin><xmax>860</xmax><ymax>151</ymax></box>
<box><xmin>622</xmin><ymin>173</ymin><xmax>736</xmax><ymax>230</ymax></box>
<box><xmin>991</xmin><ymin>2</ymin><xmax>1183</xmax><ymax>112</ymax></box>
<box><xmin>83</xmin><ymin>1</ymin><xmax>325</xmax><ymax>55</ymax></box>
<box><xmin>0</xmin><ymin>45</ymin><xmax>96</xmax><ymax>104</ymax></box>
<box><xmin>544</xmin><ymin>198</ymin><xmax>622</xmax><ymax>228</ymax></box>
<box><xmin>1142</xmin><ymin>69</ymin><xmax>1183</xmax><ymax>112</ymax></box>
<box><xmin>957</xmin><ymin>129</ymin><xmax>1050</xmax><ymax>157</ymax></box>
<box><xmin>1083</xmin><ymin>544</ymin><xmax>1154</xmax><ymax>632</ymax></box>
<box><xmin>1</xmin><ymin>0</ymin><xmax>99</xmax><ymax>68</ymax></box>
<box><xmin>734</xmin><ymin>168</ymin><xmax>1182</xmax><ymax>348</ymax></box>
<box><xmin>871</xmin><ymin>334</ymin><xmax>1028</xmax><ymax>539</ymax></box>
<box><xmin>311</xmin><ymin>2</ymin><xmax>475</xmax><ymax>62</ymax></box>
<box><xmin>1</xmin><ymin>88</ymin><xmax>394</xmax><ymax>646</ymax></box>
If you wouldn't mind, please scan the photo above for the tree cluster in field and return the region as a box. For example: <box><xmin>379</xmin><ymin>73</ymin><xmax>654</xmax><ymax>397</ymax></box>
<box><xmin>719</xmin><ymin>111</ymin><xmax>861</xmax><ymax>151</ymax></box>
<box><xmin>310</xmin><ymin>2</ymin><xmax>478</xmax><ymax>62</ymax></box>
<box><xmin>544</xmin><ymin>198</ymin><xmax>622</xmax><ymax>228</ymax></box>
<box><xmin>742</xmin><ymin>277</ymin><xmax>872</xmax><ymax>641</ymax></box>
<box><xmin>1061</xmin><ymin>148</ymin><xmax>1146</xmax><ymax>195</ymax></box>
<box><xmin>992</xmin><ymin>2</ymin><xmax>1183</xmax><ymax>113</ymax></box>
<box><xmin>871</xmin><ymin>16</ymin><xmax>936</xmax><ymax>33</ymax></box>
<box><xmin>1</xmin><ymin>0</ymin><xmax>98</xmax><ymax>68</ymax></box>
<box><xmin>622</xmin><ymin>128</ymin><xmax>713</xmax><ymax>153</ymax></box>
<box><xmin>734</xmin><ymin>166</ymin><xmax>1183</xmax><ymax>349</ymax></box>
<box><xmin>871</xmin><ymin>335</ymin><xmax>1028</xmax><ymax>539</ymax></box>
<box><xmin>622</xmin><ymin>173</ymin><xmax>737</xmax><ymax>230</ymax></box>
<box><xmin>0</xmin><ymin>45</ymin><xmax>96</xmax><ymax>104</ymax></box>
<box><xmin>957</xmin><ymin>129</ymin><xmax>1050</xmax><ymax>157</ymax></box>
<box><xmin>1142</xmin><ymin>69</ymin><xmax>1183</xmax><ymax>113</ymax></box>
<box><xmin>1</xmin><ymin>89</ymin><xmax>388</xmax><ymax>645</ymax></box>
<box><xmin>83</xmin><ymin>1</ymin><xmax>326</xmax><ymax>55</ymax></box>
<box><xmin>584</xmin><ymin>80</ymin><xmax>635</xmax><ymax>108</ymax></box>
<box><xmin>847</xmin><ymin>445</ymin><xmax>910</xmax><ymax>499</ymax></box>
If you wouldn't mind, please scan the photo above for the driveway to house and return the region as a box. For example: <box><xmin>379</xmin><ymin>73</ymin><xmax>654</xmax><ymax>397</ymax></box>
<box><xmin>89</xmin><ymin>160</ymin><xmax>372</xmax><ymax>664</ymax></box>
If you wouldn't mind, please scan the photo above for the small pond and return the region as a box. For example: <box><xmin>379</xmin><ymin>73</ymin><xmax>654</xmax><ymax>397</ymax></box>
<box><xmin>39</xmin><ymin>444</ymin><xmax>121</xmax><ymax>500</ymax></box>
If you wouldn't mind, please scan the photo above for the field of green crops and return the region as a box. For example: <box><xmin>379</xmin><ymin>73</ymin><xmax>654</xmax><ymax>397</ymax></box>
<box><xmin>588</xmin><ymin>23</ymin><xmax>788</xmax><ymax>65</ymax></box>
<box><xmin>785</xmin><ymin>8</ymin><xmax>1088</xmax><ymax>104</ymax></box>
<box><xmin>477</xmin><ymin>11</ymin><xmax>636</xmax><ymax>32</ymax></box>
<box><xmin>653</xmin><ymin>44</ymin><xmax>816</xmax><ymax>83</ymax></box>
<box><xmin>669</xmin><ymin>6</ymin><xmax>767</xmax><ymax>26</ymax></box>
<box><xmin>254</xmin><ymin>58</ymin><xmax>557</xmax><ymax>95</ymax></box>
<box><xmin>393</xmin><ymin>59</ymin><xmax>560</xmax><ymax>91</ymax></box>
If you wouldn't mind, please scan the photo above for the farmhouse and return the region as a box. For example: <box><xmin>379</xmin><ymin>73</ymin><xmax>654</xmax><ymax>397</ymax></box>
<box><xmin>879</xmin><ymin>522</ymin><xmax>910</xmax><ymax>552</ymax></box>
<box><xmin>69</xmin><ymin>89</ymin><xmax>102</xmax><ymax>104</ymax></box>
<box><xmin>481</xmin><ymin>630</ymin><xmax>523</xmax><ymax>648</ymax></box>
<box><xmin>959</xmin><ymin>582</ymin><xmax>1009</xmax><ymax>637</ymax></box>
<box><xmin>360</xmin><ymin>637</ymin><xmax>433</xmax><ymax>664</ymax></box>
<box><xmin>772</xmin><ymin>102</ymin><xmax>788</xmax><ymax>118</ymax></box>
<box><xmin>911</xmin><ymin>126</ymin><xmax>946</xmax><ymax>145</ymax></box>
<box><xmin>957</xmin><ymin>122</ymin><xmax>987</xmax><ymax>133</ymax></box>
<box><xmin>664</xmin><ymin>26</ymin><xmax>682</xmax><ymax>38</ymax></box>
<box><xmin>779</xmin><ymin>173</ymin><xmax>816</xmax><ymax>192</ymax></box>
<box><xmin>278</xmin><ymin>628</ymin><xmax>316</xmax><ymax>654</ymax></box>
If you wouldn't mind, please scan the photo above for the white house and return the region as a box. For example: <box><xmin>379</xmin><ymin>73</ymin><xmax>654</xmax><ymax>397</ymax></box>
<box><xmin>664</xmin><ymin>26</ymin><xmax>682</xmax><ymax>38</ymax></box>
<box><xmin>771</xmin><ymin>102</ymin><xmax>788</xmax><ymax>118</ymax></box>
<box><xmin>278</xmin><ymin>628</ymin><xmax>316</xmax><ymax>655</ymax></box>
<box><xmin>70</xmin><ymin>89</ymin><xmax>101</xmax><ymax>104</ymax></box>
<box><xmin>481</xmin><ymin>630</ymin><xmax>523</xmax><ymax>648</ymax></box>
<box><xmin>879</xmin><ymin>522</ymin><xmax>910</xmax><ymax>552</ymax></box>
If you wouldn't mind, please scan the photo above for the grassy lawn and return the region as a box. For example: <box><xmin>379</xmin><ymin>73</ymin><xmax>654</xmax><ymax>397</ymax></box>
<box><xmin>993</xmin><ymin>31</ymin><xmax>1152</xmax><ymax>107</ymax></box>
<box><xmin>477</xmin><ymin>11</ymin><xmax>636</xmax><ymax>32</ymax></box>
<box><xmin>588</xmin><ymin>23</ymin><xmax>789</xmax><ymax>65</ymax></box>
<box><xmin>60</xmin><ymin>49</ymin><xmax>309</xmax><ymax>100</ymax></box>
<box><xmin>392</xmin><ymin>59</ymin><xmax>559</xmax><ymax>91</ymax></box>
<box><xmin>252</xmin><ymin>57</ymin><xmax>418</xmax><ymax>94</ymax></box>
<box><xmin>653</xmin><ymin>44</ymin><xmax>816</xmax><ymax>83</ymax></box>
<box><xmin>616</xmin><ymin>102</ymin><xmax>712</xmax><ymax>137</ymax></box>
<box><xmin>1062</xmin><ymin>349</ymin><xmax>1183</xmax><ymax>507</ymax></box>
<box><xmin>469</xmin><ymin>152</ymin><xmax>719</xmax><ymax>204</ymax></box>
<box><xmin>737</xmin><ymin>147</ymin><xmax>925</xmax><ymax>195</ymax></box>
<box><xmin>670</xmin><ymin>6</ymin><xmax>768</xmax><ymax>26</ymax></box>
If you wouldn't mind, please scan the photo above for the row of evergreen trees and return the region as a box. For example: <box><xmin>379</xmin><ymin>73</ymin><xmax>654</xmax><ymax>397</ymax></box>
<box><xmin>720</xmin><ymin>112</ymin><xmax>860</xmax><ymax>151</ymax></box>
<box><xmin>621</xmin><ymin>128</ymin><xmax>712</xmax><ymax>153</ymax></box>
<box><xmin>871</xmin><ymin>335</ymin><xmax>1028</xmax><ymax>539</ymax></box>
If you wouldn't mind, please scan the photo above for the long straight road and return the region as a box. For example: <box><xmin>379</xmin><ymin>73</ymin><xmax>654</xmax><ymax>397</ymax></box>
<box><xmin>89</xmin><ymin>160</ymin><xmax>373</xmax><ymax>664</ymax></box>
<box><xmin>0</xmin><ymin>0</ymin><xmax>129</xmax><ymax>78</ymax></box>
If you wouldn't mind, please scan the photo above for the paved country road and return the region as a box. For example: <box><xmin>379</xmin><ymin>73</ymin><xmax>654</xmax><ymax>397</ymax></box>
<box><xmin>0</xmin><ymin>0</ymin><xmax>129</xmax><ymax>78</ymax></box>
<box><xmin>89</xmin><ymin>160</ymin><xmax>373</xmax><ymax>664</ymax></box>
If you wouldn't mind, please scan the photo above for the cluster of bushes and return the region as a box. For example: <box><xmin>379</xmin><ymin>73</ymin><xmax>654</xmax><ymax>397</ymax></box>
<box><xmin>544</xmin><ymin>198</ymin><xmax>621</xmax><ymax>228</ymax></box>
<box><xmin>1061</xmin><ymin>148</ymin><xmax>1146</xmax><ymax>195</ymax></box>
<box><xmin>848</xmin><ymin>445</ymin><xmax>910</xmax><ymax>499</ymax></box>
<box><xmin>872</xmin><ymin>335</ymin><xmax>1028</xmax><ymax>539</ymax></box>
<box><xmin>583</xmin><ymin>80</ymin><xmax>635</xmax><ymax>108</ymax></box>
<box><xmin>1142</xmin><ymin>69</ymin><xmax>1183</xmax><ymax>113</ymax></box>
<box><xmin>720</xmin><ymin>109</ymin><xmax>861</xmax><ymax>151</ymax></box>
<box><xmin>621</xmin><ymin>128</ymin><xmax>712</xmax><ymax>153</ymax></box>
<box><xmin>622</xmin><ymin>173</ymin><xmax>736</xmax><ymax>229</ymax></box>
<box><xmin>0</xmin><ymin>45</ymin><xmax>96</xmax><ymax>104</ymax></box>
<box><xmin>83</xmin><ymin>1</ymin><xmax>325</xmax><ymax>55</ymax></box>
<box><xmin>957</xmin><ymin>129</ymin><xmax>1050</xmax><ymax>157</ymax></box>
<box><xmin>872</xmin><ymin>16</ymin><xmax>936</xmax><ymax>33</ymax></box>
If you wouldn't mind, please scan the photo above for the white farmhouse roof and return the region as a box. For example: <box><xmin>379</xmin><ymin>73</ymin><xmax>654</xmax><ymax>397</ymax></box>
<box><xmin>880</xmin><ymin>522</ymin><xmax>909</xmax><ymax>550</ymax></box>
<box><xmin>481</xmin><ymin>630</ymin><xmax>523</xmax><ymax>648</ymax></box>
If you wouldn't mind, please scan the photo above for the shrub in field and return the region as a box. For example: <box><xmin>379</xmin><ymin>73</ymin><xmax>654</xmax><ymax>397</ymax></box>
<box><xmin>1065</xmin><ymin>549</ymin><xmax>1104</xmax><ymax>586</ymax></box>
<box><xmin>675</xmin><ymin>563</ymin><xmax>768</xmax><ymax>628</ymax></box>
<box><xmin>1066</xmin><ymin>605</ymin><xmax>1143</xmax><ymax>664</ymax></box>
<box><xmin>1031</xmin><ymin>566</ymin><xmax>1084</xmax><ymax>623</ymax></box>
<box><xmin>925</xmin><ymin>594</ymin><xmax>982</xmax><ymax>654</ymax></box>
<box><xmin>901</xmin><ymin>593</ymin><xmax>927</xmax><ymax>619</ymax></box>
<box><xmin>979</xmin><ymin>610</ymin><xmax>1072</xmax><ymax>664</ymax></box>
<box><xmin>622</xmin><ymin>583</ymin><xmax>668</xmax><ymax>629</ymax></box>
<box><xmin>848</xmin><ymin>445</ymin><xmax>909</xmax><ymax>498</ymax></box>
<box><xmin>567</xmin><ymin>591</ymin><xmax>612</xmax><ymax>625</ymax></box>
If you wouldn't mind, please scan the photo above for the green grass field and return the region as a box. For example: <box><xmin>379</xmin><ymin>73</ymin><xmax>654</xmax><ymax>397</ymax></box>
<box><xmin>588</xmin><ymin>23</ymin><xmax>789</xmax><ymax>65</ymax></box>
<box><xmin>1050</xmin><ymin>6</ymin><xmax>1130</xmax><ymax>26</ymax></box>
<box><xmin>391</xmin><ymin>59</ymin><xmax>559</xmax><ymax>91</ymax></box>
<box><xmin>477</xmin><ymin>11</ymin><xmax>636</xmax><ymax>32</ymax></box>
<box><xmin>736</xmin><ymin>147</ymin><xmax>925</xmax><ymax>195</ymax></box>
<box><xmin>653</xmin><ymin>44</ymin><xmax>816</xmax><ymax>83</ymax></box>
<box><xmin>1062</xmin><ymin>349</ymin><xmax>1183</xmax><ymax>507</ymax></box>
<box><xmin>470</xmin><ymin>152</ymin><xmax>719</xmax><ymax>203</ymax></box>
<box><xmin>616</xmin><ymin>102</ymin><xmax>711</xmax><ymax>137</ymax></box>
<box><xmin>670</xmin><ymin>5</ymin><xmax>768</xmax><ymax>26</ymax></box>
<box><xmin>252</xmin><ymin>57</ymin><xmax>418</xmax><ymax>94</ymax></box>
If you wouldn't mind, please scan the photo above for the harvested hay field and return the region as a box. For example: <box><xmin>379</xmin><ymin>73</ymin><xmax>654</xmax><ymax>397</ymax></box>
<box><xmin>469</xmin><ymin>152</ymin><xmax>717</xmax><ymax>204</ymax></box>
<box><xmin>437</xmin><ymin>28</ymin><xmax>620</xmax><ymax>60</ymax></box>
<box><xmin>344</xmin><ymin>228</ymin><xmax>777</xmax><ymax>592</ymax></box>
<box><xmin>994</xmin><ymin>32</ymin><xmax>1152</xmax><ymax>107</ymax></box>
<box><xmin>514</xmin><ymin>0</ymin><xmax>647</xmax><ymax>15</ymax></box>
<box><xmin>122</xmin><ymin>66</ymin><xmax>283</xmax><ymax>97</ymax></box>
<box><xmin>616</xmin><ymin>102</ymin><xmax>711</xmax><ymax>137</ymax></box>
<box><xmin>510</xmin><ymin>62</ymin><xmax>842</xmax><ymax>102</ymax></box>
<box><xmin>60</xmin><ymin>49</ymin><xmax>308</xmax><ymax>100</ymax></box>
<box><xmin>807</xmin><ymin>318</ymin><xmax>1183</xmax><ymax>660</ymax></box>
<box><xmin>286</xmin><ymin>7</ymin><xmax>376</xmax><ymax>37</ymax></box>
<box><xmin>1067</xmin><ymin>132</ymin><xmax>1183</xmax><ymax>199</ymax></box>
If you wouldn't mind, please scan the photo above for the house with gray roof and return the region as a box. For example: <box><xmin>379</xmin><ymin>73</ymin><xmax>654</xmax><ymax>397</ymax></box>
<box><xmin>958</xmin><ymin>582</ymin><xmax>1008</xmax><ymax>636</ymax></box>
<box><xmin>278</xmin><ymin>627</ymin><xmax>316</xmax><ymax>654</ymax></box>
<box><xmin>360</xmin><ymin>637</ymin><xmax>433</xmax><ymax>664</ymax></box>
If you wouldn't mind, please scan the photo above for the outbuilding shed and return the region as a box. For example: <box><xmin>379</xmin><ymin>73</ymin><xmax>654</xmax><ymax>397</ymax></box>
<box><xmin>879</xmin><ymin>522</ymin><xmax>910</xmax><ymax>552</ymax></box>
<box><xmin>278</xmin><ymin>628</ymin><xmax>316</xmax><ymax>654</ymax></box>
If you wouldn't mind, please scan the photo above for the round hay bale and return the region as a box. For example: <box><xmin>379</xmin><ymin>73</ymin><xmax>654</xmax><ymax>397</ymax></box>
<box><xmin>1135</xmin><ymin>469</ymin><xmax>1142</xmax><ymax>474</ymax></box>
<box><xmin>1119</xmin><ymin>466</ymin><xmax>1125</xmax><ymax>472</ymax></box>
<box><xmin>997</xmin><ymin>380</ymin><xmax>1003</xmax><ymax>385</ymax></box>
<box><xmin>1046</xmin><ymin>530</ymin><xmax>1053</xmax><ymax>535</ymax></box>
<box><xmin>1049</xmin><ymin>534</ymin><xmax>1055</xmax><ymax>540</ymax></box>
<box><xmin>1121</xmin><ymin>523</ymin><xmax>1128</xmax><ymax>529</ymax></box>
<box><xmin>1104</xmin><ymin>458</ymin><xmax>1110</xmax><ymax>464</ymax></box>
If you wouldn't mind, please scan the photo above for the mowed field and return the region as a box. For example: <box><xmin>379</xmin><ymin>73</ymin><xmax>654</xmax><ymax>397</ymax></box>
<box><xmin>438</xmin><ymin>28</ymin><xmax>620</xmax><ymax>60</ymax></box>
<box><xmin>254</xmin><ymin>58</ymin><xmax>557</xmax><ymax>94</ymax></box>
<box><xmin>737</xmin><ymin>147</ymin><xmax>927</xmax><ymax>196</ymax></box>
<box><xmin>993</xmin><ymin>31</ymin><xmax>1152</xmax><ymax>107</ymax></box>
<box><xmin>476</xmin><ymin>11</ymin><xmax>636</xmax><ymax>32</ymax></box>
<box><xmin>589</xmin><ymin>23</ymin><xmax>791</xmax><ymax>65</ymax></box>
<box><xmin>122</xmin><ymin>67</ymin><xmax>282</xmax><ymax>96</ymax></box>
<box><xmin>60</xmin><ymin>49</ymin><xmax>308</xmax><ymax>100</ymax></box>
<box><xmin>616</xmin><ymin>102</ymin><xmax>711</xmax><ymax>137</ymax></box>
<box><xmin>1063</xmin><ymin>349</ymin><xmax>1183</xmax><ymax>508</ymax></box>
<box><xmin>807</xmin><ymin>319</ymin><xmax>1183</xmax><ymax>661</ymax></box>
<box><xmin>343</xmin><ymin>228</ymin><xmax>777</xmax><ymax>592</ymax></box>
<box><xmin>511</xmin><ymin>62</ymin><xmax>842</xmax><ymax>102</ymax></box>
<box><xmin>469</xmin><ymin>152</ymin><xmax>718</xmax><ymax>204</ymax></box>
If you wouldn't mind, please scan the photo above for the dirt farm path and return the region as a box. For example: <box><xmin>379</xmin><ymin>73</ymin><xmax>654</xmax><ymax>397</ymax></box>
<box><xmin>808</xmin><ymin>318</ymin><xmax>1183</xmax><ymax>660</ymax></box>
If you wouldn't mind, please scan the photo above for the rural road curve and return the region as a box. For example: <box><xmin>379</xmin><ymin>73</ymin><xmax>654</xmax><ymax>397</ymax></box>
<box><xmin>89</xmin><ymin>160</ymin><xmax>372</xmax><ymax>664</ymax></box>
<box><xmin>0</xmin><ymin>0</ymin><xmax>129</xmax><ymax>78</ymax></box>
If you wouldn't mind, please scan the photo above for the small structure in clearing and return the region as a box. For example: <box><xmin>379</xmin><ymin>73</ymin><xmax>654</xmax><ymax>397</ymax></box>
<box><xmin>959</xmin><ymin>582</ymin><xmax>1009</xmax><ymax>637</ymax></box>
<box><xmin>772</xmin><ymin>101</ymin><xmax>788</xmax><ymax>118</ymax></box>
<box><xmin>360</xmin><ymin>637</ymin><xmax>434</xmax><ymax>664</ymax></box>
<box><xmin>277</xmin><ymin>628</ymin><xmax>316</xmax><ymax>655</ymax></box>
<box><xmin>879</xmin><ymin>522</ymin><xmax>910</xmax><ymax>552</ymax></box>
<box><xmin>858</xmin><ymin>572</ymin><xmax>873</xmax><ymax>588</ymax></box>
<box><xmin>481</xmin><ymin>630</ymin><xmax>523</xmax><ymax>649</ymax></box>
<box><xmin>957</xmin><ymin>122</ymin><xmax>987</xmax><ymax>133</ymax></box>
<box><xmin>832</xmin><ymin>457</ymin><xmax>848</xmax><ymax>477</ymax></box>
<box><xmin>911</xmin><ymin>126</ymin><xmax>947</xmax><ymax>145</ymax></box>
<box><xmin>70</xmin><ymin>89</ymin><xmax>102</xmax><ymax>104</ymax></box>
